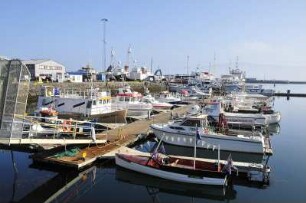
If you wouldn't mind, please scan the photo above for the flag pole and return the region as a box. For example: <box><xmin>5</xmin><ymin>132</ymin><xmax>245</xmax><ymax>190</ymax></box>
<box><xmin>194</xmin><ymin>125</ymin><xmax>197</xmax><ymax>169</ymax></box>
<box><xmin>217</xmin><ymin>144</ymin><xmax>220</xmax><ymax>172</ymax></box>
<box><xmin>155</xmin><ymin>133</ymin><xmax>165</xmax><ymax>153</ymax></box>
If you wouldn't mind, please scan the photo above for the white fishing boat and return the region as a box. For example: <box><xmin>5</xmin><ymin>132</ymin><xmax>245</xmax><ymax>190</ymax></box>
<box><xmin>113</xmin><ymin>85</ymin><xmax>153</xmax><ymax>118</ymax></box>
<box><xmin>245</xmin><ymin>84</ymin><xmax>275</xmax><ymax>96</ymax></box>
<box><xmin>181</xmin><ymin>85</ymin><xmax>212</xmax><ymax>99</ymax></box>
<box><xmin>36</xmin><ymin>86</ymin><xmax>127</xmax><ymax>123</ymax></box>
<box><xmin>150</xmin><ymin>115</ymin><xmax>269</xmax><ymax>154</ymax></box>
<box><xmin>221</xmin><ymin>67</ymin><xmax>246</xmax><ymax>93</ymax></box>
<box><xmin>156</xmin><ymin>91</ymin><xmax>182</xmax><ymax>104</ymax></box>
<box><xmin>203</xmin><ymin>101</ymin><xmax>281</xmax><ymax>126</ymax></box>
<box><xmin>142</xmin><ymin>94</ymin><xmax>173</xmax><ymax>111</ymax></box>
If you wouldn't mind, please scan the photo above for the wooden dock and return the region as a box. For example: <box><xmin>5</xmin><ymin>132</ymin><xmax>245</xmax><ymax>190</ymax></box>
<box><xmin>32</xmin><ymin>105</ymin><xmax>190</xmax><ymax>169</ymax></box>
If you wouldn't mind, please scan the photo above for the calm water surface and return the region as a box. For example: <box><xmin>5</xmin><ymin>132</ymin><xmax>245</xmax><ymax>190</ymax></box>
<box><xmin>1</xmin><ymin>85</ymin><xmax>306</xmax><ymax>203</ymax></box>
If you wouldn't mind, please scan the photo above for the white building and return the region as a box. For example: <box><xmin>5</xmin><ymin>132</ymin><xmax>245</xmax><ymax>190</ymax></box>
<box><xmin>23</xmin><ymin>59</ymin><xmax>66</xmax><ymax>82</ymax></box>
<box><xmin>65</xmin><ymin>72</ymin><xmax>83</xmax><ymax>82</ymax></box>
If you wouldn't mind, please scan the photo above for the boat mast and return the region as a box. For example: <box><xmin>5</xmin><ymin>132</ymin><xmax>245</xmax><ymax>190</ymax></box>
<box><xmin>126</xmin><ymin>45</ymin><xmax>132</xmax><ymax>68</ymax></box>
<box><xmin>110</xmin><ymin>48</ymin><xmax>115</xmax><ymax>67</ymax></box>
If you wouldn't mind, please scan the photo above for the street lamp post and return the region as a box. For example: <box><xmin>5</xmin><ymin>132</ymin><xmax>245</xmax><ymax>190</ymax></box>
<box><xmin>101</xmin><ymin>18</ymin><xmax>108</xmax><ymax>75</ymax></box>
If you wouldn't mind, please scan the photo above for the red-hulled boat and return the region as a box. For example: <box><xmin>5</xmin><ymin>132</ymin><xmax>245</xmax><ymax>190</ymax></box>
<box><xmin>115</xmin><ymin>152</ymin><xmax>229</xmax><ymax>186</ymax></box>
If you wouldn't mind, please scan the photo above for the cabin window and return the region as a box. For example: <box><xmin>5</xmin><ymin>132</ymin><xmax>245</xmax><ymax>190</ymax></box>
<box><xmin>42</xmin><ymin>98</ymin><xmax>53</xmax><ymax>106</ymax></box>
<box><xmin>87</xmin><ymin>101</ymin><xmax>92</xmax><ymax>108</ymax></box>
<box><xmin>169</xmin><ymin>126</ymin><xmax>185</xmax><ymax>130</ymax></box>
<box><xmin>93</xmin><ymin>100</ymin><xmax>97</xmax><ymax>106</ymax></box>
<box><xmin>181</xmin><ymin>119</ymin><xmax>201</xmax><ymax>127</ymax></box>
<box><xmin>99</xmin><ymin>100</ymin><xmax>103</xmax><ymax>104</ymax></box>
<box><xmin>119</xmin><ymin>97</ymin><xmax>124</xmax><ymax>102</ymax></box>
<box><xmin>125</xmin><ymin>97</ymin><xmax>130</xmax><ymax>102</ymax></box>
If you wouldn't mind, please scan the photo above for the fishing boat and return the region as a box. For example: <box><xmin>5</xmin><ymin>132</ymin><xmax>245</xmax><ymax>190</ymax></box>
<box><xmin>36</xmin><ymin>86</ymin><xmax>127</xmax><ymax>123</ymax></box>
<box><xmin>150</xmin><ymin>114</ymin><xmax>270</xmax><ymax>154</ymax></box>
<box><xmin>115</xmin><ymin>152</ymin><xmax>228</xmax><ymax>186</ymax></box>
<box><xmin>203</xmin><ymin>101</ymin><xmax>281</xmax><ymax>126</ymax></box>
<box><xmin>245</xmin><ymin>84</ymin><xmax>275</xmax><ymax>96</ymax></box>
<box><xmin>113</xmin><ymin>85</ymin><xmax>153</xmax><ymax>118</ymax></box>
<box><xmin>181</xmin><ymin>85</ymin><xmax>212</xmax><ymax>99</ymax></box>
<box><xmin>155</xmin><ymin>91</ymin><xmax>182</xmax><ymax>104</ymax></box>
<box><xmin>141</xmin><ymin>88</ymin><xmax>173</xmax><ymax>111</ymax></box>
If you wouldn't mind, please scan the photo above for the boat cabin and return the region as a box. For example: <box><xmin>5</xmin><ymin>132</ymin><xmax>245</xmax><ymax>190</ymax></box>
<box><xmin>37</xmin><ymin>86</ymin><xmax>113</xmax><ymax>116</ymax></box>
<box><xmin>173</xmin><ymin>115</ymin><xmax>209</xmax><ymax>130</ymax></box>
<box><xmin>115</xmin><ymin>85</ymin><xmax>143</xmax><ymax>103</ymax></box>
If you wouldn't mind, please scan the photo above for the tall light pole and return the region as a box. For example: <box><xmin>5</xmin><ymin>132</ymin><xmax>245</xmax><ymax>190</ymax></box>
<box><xmin>101</xmin><ymin>18</ymin><xmax>108</xmax><ymax>73</ymax></box>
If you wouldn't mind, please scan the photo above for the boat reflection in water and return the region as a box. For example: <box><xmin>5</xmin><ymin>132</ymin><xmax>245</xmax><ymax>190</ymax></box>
<box><xmin>15</xmin><ymin>165</ymin><xmax>98</xmax><ymax>203</ymax></box>
<box><xmin>115</xmin><ymin>167</ymin><xmax>237</xmax><ymax>201</ymax></box>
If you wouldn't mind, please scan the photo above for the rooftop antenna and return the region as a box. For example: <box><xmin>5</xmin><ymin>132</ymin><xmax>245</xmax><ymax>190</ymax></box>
<box><xmin>235</xmin><ymin>56</ymin><xmax>239</xmax><ymax>69</ymax></box>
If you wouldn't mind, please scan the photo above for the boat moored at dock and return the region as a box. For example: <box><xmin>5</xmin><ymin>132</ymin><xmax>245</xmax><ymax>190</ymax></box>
<box><xmin>113</xmin><ymin>85</ymin><xmax>153</xmax><ymax>118</ymax></box>
<box><xmin>36</xmin><ymin>86</ymin><xmax>127</xmax><ymax>124</ymax></box>
<box><xmin>115</xmin><ymin>152</ymin><xmax>229</xmax><ymax>186</ymax></box>
<box><xmin>151</xmin><ymin>114</ymin><xmax>271</xmax><ymax>154</ymax></box>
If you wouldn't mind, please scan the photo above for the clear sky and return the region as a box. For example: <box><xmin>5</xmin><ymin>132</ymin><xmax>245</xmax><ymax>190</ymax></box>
<box><xmin>1</xmin><ymin>0</ymin><xmax>306</xmax><ymax>80</ymax></box>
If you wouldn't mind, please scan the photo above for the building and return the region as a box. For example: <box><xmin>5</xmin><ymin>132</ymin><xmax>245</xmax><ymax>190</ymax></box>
<box><xmin>23</xmin><ymin>59</ymin><xmax>66</xmax><ymax>82</ymax></box>
<box><xmin>65</xmin><ymin>71</ymin><xmax>83</xmax><ymax>82</ymax></box>
<box><xmin>80</xmin><ymin>64</ymin><xmax>97</xmax><ymax>82</ymax></box>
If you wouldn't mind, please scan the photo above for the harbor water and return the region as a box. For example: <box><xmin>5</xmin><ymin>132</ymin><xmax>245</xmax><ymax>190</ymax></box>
<box><xmin>1</xmin><ymin>84</ymin><xmax>306</xmax><ymax>203</ymax></box>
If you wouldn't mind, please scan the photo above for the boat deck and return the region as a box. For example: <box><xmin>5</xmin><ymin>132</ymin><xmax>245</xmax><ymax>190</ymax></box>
<box><xmin>32</xmin><ymin>105</ymin><xmax>190</xmax><ymax>169</ymax></box>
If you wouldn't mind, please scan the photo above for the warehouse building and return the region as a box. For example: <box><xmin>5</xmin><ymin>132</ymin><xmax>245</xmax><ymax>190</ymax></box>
<box><xmin>23</xmin><ymin>59</ymin><xmax>66</xmax><ymax>82</ymax></box>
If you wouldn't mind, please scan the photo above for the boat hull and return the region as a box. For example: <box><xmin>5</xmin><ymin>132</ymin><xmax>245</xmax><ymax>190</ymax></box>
<box><xmin>214</xmin><ymin>114</ymin><xmax>267</xmax><ymax>126</ymax></box>
<box><xmin>58</xmin><ymin>109</ymin><xmax>127</xmax><ymax>123</ymax></box>
<box><xmin>151</xmin><ymin>125</ymin><xmax>265</xmax><ymax>154</ymax></box>
<box><xmin>115</xmin><ymin>155</ymin><xmax>227</xmax><ymax>186</ymax></box>
<box><xmin>263</xmin><ymin>112</ymin><xmax>281</xmax><ymax>124</ymax></box>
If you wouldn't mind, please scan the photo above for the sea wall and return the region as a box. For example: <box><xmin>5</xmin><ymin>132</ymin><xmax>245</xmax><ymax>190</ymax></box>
<box><xmin>29</xmin><ymin>81</ymin><xmax>167</xmax><ymax>96</ymax></box>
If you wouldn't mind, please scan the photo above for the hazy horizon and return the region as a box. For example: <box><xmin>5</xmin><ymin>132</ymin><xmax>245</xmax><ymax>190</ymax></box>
<box><xmin>1</xmin><ymin>0</ymin><xmax>305</xmax><ymax>80</ymax></box>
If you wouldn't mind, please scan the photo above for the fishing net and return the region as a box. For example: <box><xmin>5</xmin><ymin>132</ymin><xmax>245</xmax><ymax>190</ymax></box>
<box><xmin>53</xmin><ymin>147</ymin><xmax>81</xmax><ymax>158</ymax></box>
